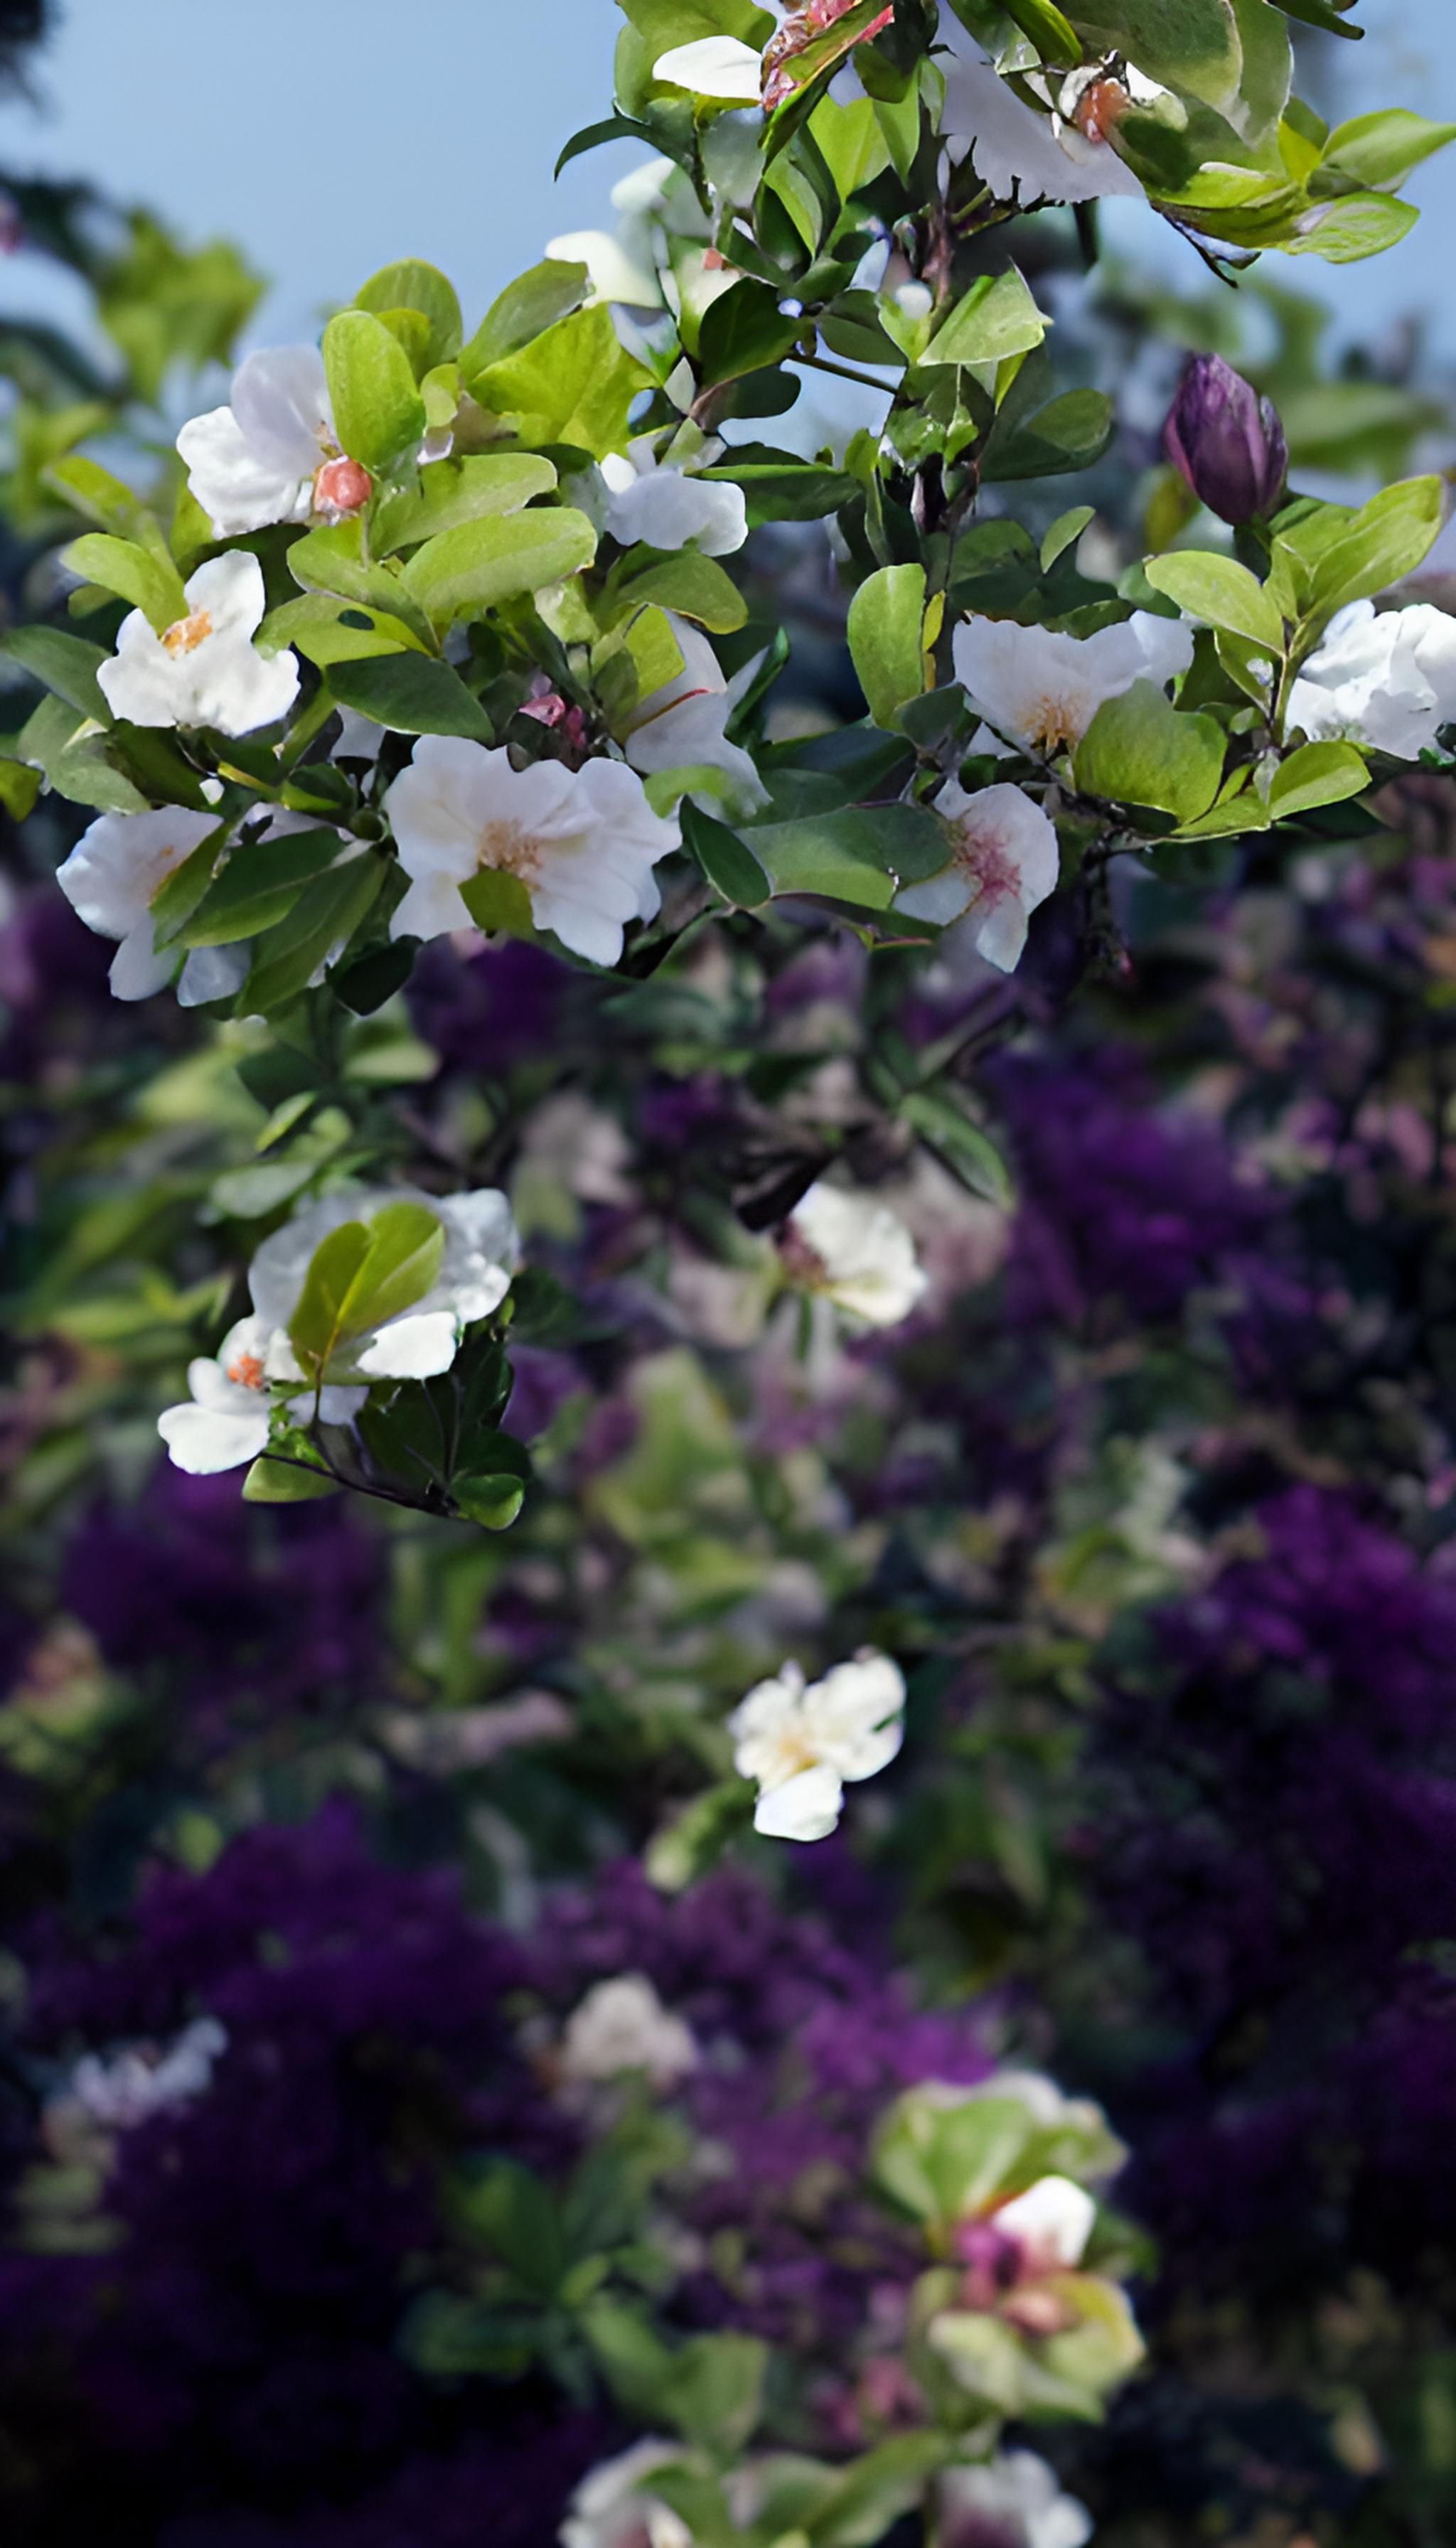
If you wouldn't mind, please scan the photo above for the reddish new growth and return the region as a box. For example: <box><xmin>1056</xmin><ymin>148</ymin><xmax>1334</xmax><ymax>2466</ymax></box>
<box><xmin>762</xmin><ymin>0</ymin><xmax>894</xmax><ymax>112</ymax></box>
<box><xmin>1072</xmin><ymin>77</ymin><xmax>1132</xmax><ymax>143</ymax></box>
<box><xmin>313</xmin><ymin>456</ymin><xmax>373</xmax><ymax>518</ymax></box>
<box><xmin>520</xmin><ymin>678</ymin><xmax>591</xmax><ymax>765</ymax></box>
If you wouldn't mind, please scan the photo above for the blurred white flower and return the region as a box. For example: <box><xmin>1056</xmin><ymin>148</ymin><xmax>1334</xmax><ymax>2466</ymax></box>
<box><xmin>623</xmin><ymin>613</ymin><xmax>767</xmax><ymax>815</ymax></box>
<box><xmin>601</xmin><ymin>440</ymin><xmax>747</xmax><ymax>557</ymax></box>
<box><xmin>937</xmin><ymin>11</ymin><xmax>1145</xmax><ymax>205</ymax></box>
<box><xmin>653</xmin><ymin>33</ymin><xmax>762</xmax><ymax>100</ymax></box>
<box><xmin>386</xmin><ymin>738</ymin><xmax>678</xmax><ymax>968</ymax></box>
<box><xmin>938</xmin><ymin>2449</ymin><xmax>1093</xmax><ymax>2548</ymax></box>
<box><xmin>896</xmin><ymin>778</ymin><xmax>1059</xmax><ymax>971</ymax></box>
<box><xmin>156</xmin><ymin>1313</ymin><xmax>365</xmax><ymax>1475</ymax></box>
<box><xmin>561</xmin><ymin>2439</ymin><xmax>693</xmax><ymax>2548</ymax></box>
<box><xmin>249</xmin><ymin>1183</ymin><xmax>519</xmax><ymax>1386</ymax></box>
<box><xmin>1288</xmin><ymin>598</ymin><xmax>1456</xmax><ymax>759</ymax></box>
<box><xmin>994</xmin><ymin>2173</ymin><xmax>1098</xmax><ymax>2270</ymax></box>
<box><xmin>55</xmin><ymin>805</ymin><xmax>218</xmax><ymax>1000</ymax></box>
<box><xmin>546</xmin><ymin>227</ymin><xmax>663</xmax><ymax>309</ymax></box>
<box><xmin>729</xmin><ymin>1650</ymin><xmax>906</xmax><ymax>1841</ymax></box>
<box><xmin>560</xmin><ymin>1974</ymin><xmax>699</xmax><ymax>2089</ymax></box>
<box><xmin>781</xmin><ymin>1181</ymin><xmax>927</xmax><ymax>1327</ymax></box>
<box><xmin>97</xmin><ymin>551</ymin><xmax>300</xmax><ymax>738</ymax></box>
<box><xmin>68</xmin><ymin>2016</ymin><xmax>228</xmax><ymax>2131</ymax></box>
<box><xmin>954</xmin><ymin>611</ymin><xmax>1192</xmax><ymax>759</ymax></box>
<box><xmin>176</xmin><ymin>344</ymin><xmax>337</xmax><ymax>538</ymax></box>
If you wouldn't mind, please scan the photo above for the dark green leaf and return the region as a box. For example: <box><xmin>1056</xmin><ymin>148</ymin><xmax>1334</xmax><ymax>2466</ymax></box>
<box><xmin>681</xmin><ymin>800</ymin><xmax>770</xmax><ymax>906</ymax></box>
<box><xmin>326</xmin><ymin>653</ymin><xmax>493</xmax><ymax>742</ymax></box>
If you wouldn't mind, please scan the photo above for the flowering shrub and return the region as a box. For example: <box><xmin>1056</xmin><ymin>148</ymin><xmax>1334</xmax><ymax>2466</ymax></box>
<box><xmin>2</xmin><ymin>0</ymin><xmax>1456</xmax><ymax>2540</ymax></box>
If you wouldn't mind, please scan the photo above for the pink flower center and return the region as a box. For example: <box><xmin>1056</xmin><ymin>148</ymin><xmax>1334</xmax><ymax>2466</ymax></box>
<box><xmin>952</xmin><ymin>820</ymin><xmax>1019</xmax><ymax>907</ymax></box>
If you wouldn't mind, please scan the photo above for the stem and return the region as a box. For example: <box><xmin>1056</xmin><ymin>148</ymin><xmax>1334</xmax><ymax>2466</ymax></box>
<box><xmin>794</xmin><ymin>348</ymin><xmax>899</xmax><ymax>395</ymax></box>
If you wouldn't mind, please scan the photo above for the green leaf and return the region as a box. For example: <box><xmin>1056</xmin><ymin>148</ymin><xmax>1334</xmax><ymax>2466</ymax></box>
<box><xmin>177</xmin><ymin>825</ymin><xmax>344</xmax><ymax>946</ymax></box>
<box><xmin>610</xmin><ymin>551</ymin><xmax>747</xmax><ymax>633</ymax></box>
<box><xmin>847</xmin><ymin>563</ymin><xmax>928</xmax><ymax>730</ymax></box>
<box><xmin>62</xmin><ymin>532</ymin><xmax>186</xmax><ymax>635</ymax></box>
<box><xmin>1145</xmin><ymin>550</ymin><xmax>1285</xmax><ymax>651</ymax></box>
<box><xmin>0</xmin><ymin>625</ymin><xmax>111</xmax><ymax>723</ymax></box>
<box><xmin>45</xmin><ymin>454</ymin><xmax>159</xmax><ymax>542</ymax></box>
<box><xmin>326</xmin><ymin>653</ymin><xmax>493</xmax><ymax>742</ymax></box>
<box><xmin>1002</xmin><ymin>0</ymin><xmax>1082</xmax><ymax>66</ymax></box>
<box><xmin>321</xmin><ymin>309</ymin><xmax>428</xmax><ymax>471</ymax></box>
<box><xmin>1074</xmin><ymin>680</ymin><xmax>1226</xmax><ymax>822</ymax></box>
<box><xmin>1269</xmin><ymin>0</ymin><xmax>1361</xmax><ymax>33</ymax></box>
<box><xmin>372</xmin><ymin>454</ymin><xmax>559</xmax><ymax>554</ymax></box>
<box><xmin>353</xmin><ymin>259</ymin><xmax>462</xmax><ymax>367</ymax></box>
<box><xmin>616</xmin><ymin>0</ymin><xmax>774</xmax><ymax>56</ymax></box>
<box><xmin>459</xmin><ymin>259</ymin><xmax>590</xmax><ymax>377</ymax></box>
<box><xmin>1285</xmin><ymin>191</ymin><xmax>1418</xmax><ymax>263</ymax></box>
<box><xmin>469</xmin><ymin>303</ymin><xmax>648</xmax><ymax>456</ymax></box>
<box><xmin>260</xmin><ymin>594</ymin><xmax>431</xmax><ymax>666</ymax></box>
<box><xmin>238</xmin><ymin>850</ymin><xmax>388</xmax><ymax>1015</ymax></box>
<box><xmin>1310</xmin><ymin>476</ymin><xmax>1443</xmax><ymax>621</ymax></box>
<box><xmin>920</xmin><ymin>266</ymin><xmax>1047</xmax><ymax>368</ymax></box>
<box><xmin>1068</xmin><ymin>0</ymin><xmax>1241</xmax><ymax>110</ymax></box>
<box><xmin>747</xmin><ymin>803</ymin><xmax>947</xmax><ymax>906</ymax></box>
<box><xmin>1042</xmin><ymin>505</ymin><xmax>1095</xmax><ymax>572</ymax></box>
<box><xmin>681</xmin><ymin>799</ymin><xmax>770</xmax><ymax>906</ymax></box>
<box><xmin>1266</xmin><ymin>737</ymin><xmax>1369</xmax><ymax>818</ymax></box>
<box><xmin>453</xmin><ymin>1472</ymin><xmax>526</xmax><ymax>1529</ymax></box>
<box><xmin>288</xmin><ymin>1221</ymin><xmax>371</xmax><ymax>1376</ymax></box>
<box><xmin>696</xmin><ymin>279</ymin><xmax>803</xmax><ymax>387</ymax></box>
<box><xmin>400</xmin><ymin>506</ymin><xmax>597</xmax><ymax>630</ymax></box>
<box><xmin>242</xmin><ymin>1455</ymin><xmax>340</xmax><ymax>1503</ymax></box>
<box><xmin>289</xmin><ymin>1199</ymin><xmax>445</xmax><ymax>1383</ymax></box>
<box><xmin>1320</xmin><ymin>108</ymin><xmax>1456</xmax><ymax>191</ymax></box>
<box><xmin>981</xmin><ymin>383</ymin><xmax>1115</xmax><ymax>483</ymax></box>
<box><xmin>0</xmin><ymin>756</ymin><xmax>41</xmax><ymax>818</ymax></box>
<box><xmin>284</xmin><ymin>517</ymin><xmax>440</xmax><ymax>653</ymax></box>
<box><xmin>18</xmin><ymin>692</ymin><xmax>147</xmax><ymax>813</ymax></box>
<box><xmin>898</xmin><ymin>1090</ymin><xmax>1015</xmax><ymax>1208</ymax></box>
<box><xmin>459</xmin><ymin>869</ymin><xmax>536</xmax><ymax>936</ymax></box>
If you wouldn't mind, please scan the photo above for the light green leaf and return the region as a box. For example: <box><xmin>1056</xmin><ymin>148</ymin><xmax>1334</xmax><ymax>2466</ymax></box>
<box><xmin>400</xmin><ymin>506</ymin><xmax>597</xmax><ymax>629</ymax></box>
<box><xmin>1145</xmin><ymin>550</ymin><xmax>1285</xmax><ymax>651</ymax></box>
<box><xmin>62</xmin><ymin>532</ymin><xmax>186</xmax><ymax>636</ymax></box>
<box><xmin>284</xmin><ymin>518</ymin><xmax>440</xmax><ymax>653</ymax></box>
<box><xmin>321</xmin><ymin>309</ymin><xmax>428</xmax><ymax>471</ymax></box>
<box><xmin>353</xmin><ymin>259</ymin><xmax>462</xmax><ymax>367</ymax></box>
<box><xmin>372</xmin><ymin>454</ymin><xmax>558</xmax><ymax>555</ymax></box>
<box><xmin>610</xmin><ymin>551</ymin><xmax>748</xmax><ymax>633</ymax></box>
<box><xmin>469</xmin><ymin>302</ymin><xmax>650</xmax><ymax>456</ymax></box>
<box><xmin>1067</xmin><ymin>0</ymin><xmax>1241</xmax><ymax>111</ymax></box>
<box><xmin>459</xmin><ymin>259</ymin><xmax>590</xmax><ymax>378</ymax></box>
<box><xmin>1074</xmin><ymin>680</ymin><xmax>1226</xmax><ymax>822</ymax></box>
<box><xmin>289</xmin><ymin>1199</ymin><xmax>445</xmax><ymax>1382</ymax></box>
<box><xmin>260</xmin><ymin>593</ymin><xmax>431</xmax><ymax>666</ymax></box>
<box><xmin>847</xmin><ymin>564</ymin><xmax>928</xmax><ymax>730</ymax></box>
<box><xmin>1303</xmin><ymin>475</ymin><xmax>1442</xmax><ymax>623</ymax></box>
<box><xmin>920</xmin><ymin>266</ymin><xmax>1047</xmax><ymax>368</ymax></box>
<box><xmin>1266</xmin><ymin>737</ymin><xmax>1369</xmax><ymax>818</ymax></box>
<box><xmin>1041</xmin><ymin>505</ymin><xmax>1095</xmax><ymax>572</ymax></box>
<box><xmin>1320</xmin><ymin>108</ymin><xmax>1456</xmax><ymax>191</ymax></box>
<box><xmin>325</xmin><ymin>652</ymin><xmax>494</xmax><ymax>742</ymax></box>
<box><xmin>242</xmin><ymin>1455</ymin><xmax>339</xmax><ymax>1503</ymax></box>
<box><xmin>1285</xmin><ymin>191</ymin><xmax>1419</xmax><ymax>262</ymax></box>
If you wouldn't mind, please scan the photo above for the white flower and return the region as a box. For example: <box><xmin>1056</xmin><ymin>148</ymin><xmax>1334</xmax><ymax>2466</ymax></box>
<box><xmin>176</xmin><ymin>344</ymin><xmax>336</xmax><ymax>537</ymax></box>
<box><xmin>729</xmin><ymin>1650</ymin><xmax>906</xmax><ymax>1842</ymax></box>
<box><xmin>953</xmin><ymin>611</ymin><xmax>1193</xmax><ymax>759</ymax></box>
<box><xmin>993</xmin><ymin>2173</ymin><xmax>1098</xmax><ymax>2270</ymax></box>
<box><xmin>1288</xmin><ymin>598</ymin><xmax>1456</xmax><ymax>760</ymax></box>
<box><xmin>562</xmin><ymin>2441</ymin><xmax>693</xmax><ymax>2548</ymax></box>
<box><xmin>55</xmin><ymin>805</ymin><xmax>218</xmax><ymax>1000</ymax></box>
<box><xmin>546</xmin><ymin>228</ymin><xmax>663</xmax><ymax>309</ymax></box>
<box><xmin>601</xmin><ymin>441</ymin><xmax>747</xmax><ymax>557</ymax></box>
<box><xmin>69</xmin><ymin>2016</ymin><xmax>228</xmax><ymax>2131</ymax></box>
<box><xmin>155</xmin><ymin>1313</ymin><xmax>366</xmax><ymax>1475</ymax></box>
<box><xmin>782</xmin><ymin>1181</ymin><xmax>928</xmax><ymax>1327</ymax></box>
<box><xmin>938</xmin><ymin>2451</ymin><xmax>1093</xmax><ymax>2548</ymax></box>
<box><xmin>895</xmin><ymin>779</ymin><xmax>1059</xmax><ymax>971</ymax></box>
<box><xmin>653</xmin><ymin>33</ymin><xmax>762</xmax><ymax>101</ymax></box>
<box><xmin>386</xmin><ymin>739</ymin><xmax>679</xmax><ymax>968</ymax></box>
<box><xmin>559</xmin><ymin>1974</ymin><xmax>698</xmax><ymax>2089</ymax></box>
<box><xmin>623</xmin><ymin>614</ymin><xmax>767</xmax><ymax>813</ymax></box>
<box><xmin>249</xmin><ymin>1182</ymin><xmax>520</xmax><ymax>1384</ymax></box>
<box><xmin>97</xmin><ymin>550</ymin><xmax>301</xmax><ymax>738</ymax></box>
<box><xmin>936</xmin><ymin>11</ymin><xmax>1145</xmax><ymax>205</ymax></box>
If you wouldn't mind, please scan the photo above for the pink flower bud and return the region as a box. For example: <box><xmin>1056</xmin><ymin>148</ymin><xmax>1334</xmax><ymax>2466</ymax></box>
<box><xmin>313</xmin><ymin>456</ymin><xmax>373</xmax><ymax>519</ymax></box>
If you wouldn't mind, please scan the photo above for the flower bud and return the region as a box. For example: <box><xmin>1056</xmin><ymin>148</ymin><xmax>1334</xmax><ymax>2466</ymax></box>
<box><xmin>1163</xmin><ymin>353</ymin><xmax>1288</xmax><ymax>527</ymax></box>
<box><xmin>312</xmin><ymin>456</ymin><xmax>373</xmax><ymax>519</ymax></box>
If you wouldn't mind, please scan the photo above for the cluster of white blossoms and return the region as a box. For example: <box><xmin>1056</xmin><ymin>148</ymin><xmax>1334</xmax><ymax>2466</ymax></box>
<box><xmin>65</xmin><ymin>2016</ymin><xmax>228</xmax><ymax>2131</ymax></box>
<box><xmin>557</xmin><ymin>1973</ymin><xmax>698</xmax><ymax>2091</ymax></box>
<box><xmin>177</xmin><ymin>343</ymin><xmax>375</xmax><ymax>539</ymax></box>
<box><xmin>156</xmin><ymin>1184</ymin><xmax>518</xmax><ymax>1475</ymax></box>
<box><xmin>729</xmin><ymin>1649</ymin><xmax>906</xmax><ymax>1841</ymax></box>
<box><xmin>1288</xmin><ymin>596</ymin><xmax>1456</xmax><ymax>759</ymax></box>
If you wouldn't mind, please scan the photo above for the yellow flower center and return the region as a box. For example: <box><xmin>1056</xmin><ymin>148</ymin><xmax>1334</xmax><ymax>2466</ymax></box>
<box><xmin>1023</xmin><ymin>692</ymin><xmax>1081</xmax><ymax>754</ymax></box>
<box><xmin>161</xmin><ymin>609</ymin><xmax>214</xmax><ymax>658</ymax></box>
<box><xmin>225</xmin><ymin>1351</ymin><xmax>267</xmax><ymax>1391</ymax></box>
<box><xmin>478</xmin><ymin>819</ymin><xmax>542</xmax><ymax>882</ymax></box>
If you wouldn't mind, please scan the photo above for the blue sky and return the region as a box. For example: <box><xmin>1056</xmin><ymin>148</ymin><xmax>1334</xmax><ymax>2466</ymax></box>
<box><xmin>0</xmin><ymin>0</ymin><xmax>1449</xmax><ymax>384</ymax></box>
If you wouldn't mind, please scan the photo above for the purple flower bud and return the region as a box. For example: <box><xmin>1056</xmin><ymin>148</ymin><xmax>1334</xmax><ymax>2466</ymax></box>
<box><xmin>1163</xmin><ymin>353</ymin><xmax>1288</xmax><ymax>527</ymax></box>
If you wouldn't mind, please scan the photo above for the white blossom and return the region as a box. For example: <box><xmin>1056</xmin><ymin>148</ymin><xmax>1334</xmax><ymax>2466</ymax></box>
<box><xmin>546</xmin><ymin>227</ymin><xmax>663</xmax><ymax>309</ymax></box>
<box><xmin>55</xmin><ymin>805</ymin><xmax>218</xmax><ymax>1000</ymax></box>
<box><xmin>386</xmin><ymin>739</ymin><xmax>678</xmax><ymax>968</ymax></box>
<box><xmin>953</xmin><ymin>611</ymin><xmax>1193</xmax><ymax>759</ymax></box>
<box><xmin>601</xmin><ymin>440</ymin><xmax>747</xmax><ymax>557</ymax></box>
<box><xmin>938</xmin><ymin>2451</ymin><xmax>1093</xmax><ymax>2548</ymax></box>
<box><xmin>653</xmin><ymin>34</ymin><xmax>762</xmax><ymax>101</ymax></box>
<box><xmin>623</xmin><ymin>613</ymin><xmax>767</xmax><ymax>813</ymax></box>
<box><xmin>729</xmin><ymin>1650</ymin><xmax>906</xmax><ymax>1842</ymax></box>
<box><xmin>993</xmin><ymin>2173</ymin><xmax>1098</xmax><ymax>2270</ymax></box>
<box><xmin>249</xmin><ymin>1182</ymin><xmax>519</xmax><ymax>1386</ymax></box>
<box><xmin>937</xmin><ymin>11</ymin><xmax>1145</xmax><ymax>205</ymax></box>
<box><xmin>896</xmin><ymin>779</ymin><xmax>1059</xmax><ymax>971</ymax></box>
<box><xmin>559</xmin><ymin>1974</ymin><xmax>698</xmax><ymax>2089</ymax></box>
<box><xmin>561</xmin><ymin>2439</ymin><xmax>693</xmax><ymax>2548</ymax></box>
<box><xmin>782</xmin><ymin>1181</ymin><xmax>927</xmax><ymax>1327</ymax></box>
<box><xmin>1288</xmin><ymin>598</ymin><xmax>1456</xmax><ymax>760</ymax></box>
<box><xmin>176</xmin><ymin>344</ymin><xmax>336</xmax><ymax>537</ymax></box>
<box><xmin>155</xmin><ymin>1313</ymin><xmax>366</xmax><ymax>1476</ymax></box>
<box><xmin>68</xmin><ymin>2016</ymin><xmax>228</xmax><ymax>2131</ymax></box>
<box><xmin>97</xmin><ymin>550</ymin><xmax>300</xmax><ymax>738</ymax></box>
